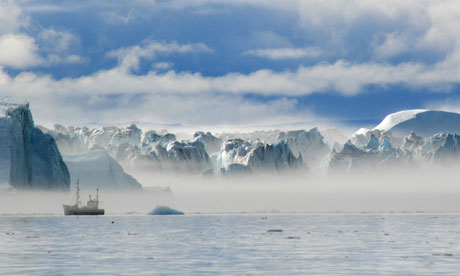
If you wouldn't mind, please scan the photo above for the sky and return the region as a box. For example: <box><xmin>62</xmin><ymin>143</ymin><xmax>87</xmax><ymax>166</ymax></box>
<box><xmin>1</xmin><ymin>0</ymin><xmax>460</xmax><ymax>130</ymax></box>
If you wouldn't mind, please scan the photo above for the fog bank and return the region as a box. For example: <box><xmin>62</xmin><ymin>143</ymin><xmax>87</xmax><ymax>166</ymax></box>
<box><xmin>3</xmin><ymin>166</ymin><xmax>460</xmax><ymax>215</ymax></box>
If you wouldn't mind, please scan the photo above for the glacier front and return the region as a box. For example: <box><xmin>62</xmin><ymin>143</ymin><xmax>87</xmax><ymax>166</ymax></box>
<box><xmin>0</xmin><ymin>96</ymin><xmax>70</xmax><ymax>190</ymax></box>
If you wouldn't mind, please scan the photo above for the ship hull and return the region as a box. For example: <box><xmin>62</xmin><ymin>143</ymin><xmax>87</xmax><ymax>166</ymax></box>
<box><xmin>63</xmin><ymin>204</ymin><xmax>105</xmax><ymax>216</ymax></box>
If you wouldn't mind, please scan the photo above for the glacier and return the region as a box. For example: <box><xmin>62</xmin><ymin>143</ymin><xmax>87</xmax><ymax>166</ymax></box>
<box><xmin>0</xmin><ymin>96</ymin><xmax>70</xmax><ymax>190</ymax></box>
<box><xmin>193</xmin><ymin>131</ymin><xmax>222</xmax><ymax>154</ymax></box>
<box><xmin>216</xmin><ymin>139</ymin><xmax>302</xmax><ymax>175</ymax></box>
<box><xmin>277</xmin><ymin>128</ymin><xmax>329</xmax><ymax>169</ymax></box>
<box><xmin>374</xmin><ymin>109</ymin><xmax>460</xmax><ymax>137</ymax></box>
<box><xmin>63</xmin><ymin>149</ymin><xmax>142</xmax><ymax>190</ymax></box>
<box><xmin>39</xmin><ymin>108</ymin><xmax>460</xmax><ymax>177</ymax></box>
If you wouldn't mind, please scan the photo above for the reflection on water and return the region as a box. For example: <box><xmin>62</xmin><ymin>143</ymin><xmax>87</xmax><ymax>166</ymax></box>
<box><xmin>1</xmin><ymin>214</ymin><xmax>460</xmax><ymax>275</ymax></box>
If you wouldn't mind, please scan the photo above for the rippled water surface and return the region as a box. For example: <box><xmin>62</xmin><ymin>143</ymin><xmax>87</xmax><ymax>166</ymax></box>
<box><xmin>1</xmin><ymin>214</ymin><xmax>460</xmax><ymax>275</ymax></box>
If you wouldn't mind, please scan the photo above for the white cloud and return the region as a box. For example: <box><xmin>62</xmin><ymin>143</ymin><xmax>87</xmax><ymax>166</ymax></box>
<box><xmin>0</xmin><ymin>1</ymin><xmax>84</xmax><ymax>69</ymax></box>
<box><xmin>149</xmin><ymin>0</ymin><xmax>298</xmax><ymax>11</ymax></box>
<box><xmin>1</xmin><ymin>52</ymin><xmax>459</xmax><ymax>126</ymax></box>
<box><xmin>0</xmin><ymin>34</ymin><xmax>44</xmax><ymax>68</ymax></box>
<box><xmin>420</xmin><ymin>1</ymin><xmax>460</xmax><ymax>54</ymax></box>
<box><xmin>0</xmin><ymin>66</ymin><xmax>310</xmax><ymax>127</ymax></box>
<box><xmin>243</xmin><ymin>47</ymin><xmax>322</xmax><ymax>60</ymax></box>
<box><xmin>153</xmin><ymin>62</ymin><xmax>173</xmax><ymax>70</ymax></box>
<box><xmin>425</xmin><ymin>99</ymin><xmax>460</xmax><ymax>114</ymax></box>
<box><xmin>4</xmin><ymin>0</ymin><xmax>460</xmax><ymax>126</ymax></box>
<box><xmin>102</xmin><ymin>9</ymin><xmax>139</xmax><ymax>25</ymax></box>
<box><xmin>295</xmin><ymin>0</ymin><xmax>460</xmax><ymax>62</ymax></box>
<box><xmin>373</xmin><ymin>32</ymin><xmax>409</xmax><ymax>59</ymax></box>
<box><xmin>108</xmin><ymin>40</ymin><xmax>213</xmax><ymax>71</ymax></box>
<box><xmin>0</xmin><ymin>56</ymin><xmax>457</xmax><ymax>101</ymax></box>
<box><xmin>46</xmin><ymin>54</ymin><xmax>85</xmax><ymax>65</ymax></box>
<box><xmin>0</xmin><ymin>0</ymin><xmax>28</xmax><ymax>34</ymax></box>
<box><xmin>0</xmin><ymin>31</ymin><xmax>86</xmax><ymax>69</ymax></box>
<box><xmin>38</xmin><ymin>28</ymin><xmax>80</xmax><ymax>53</ymax></box>
<box><xmin>37</xmin><ymin>28</ymin><xmax>85</xmax><ymax>65</ymax></box>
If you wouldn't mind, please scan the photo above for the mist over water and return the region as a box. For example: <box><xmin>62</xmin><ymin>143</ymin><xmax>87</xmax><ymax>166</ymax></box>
<box><xmin>3</xmin><ymin>165</ymin><xmax>459</xmax><ymax>216</ymax></box>
<box><xmin>163</xmin><ymin>168</ymin><xmax>460</xmax><ymax>214</ymax></box>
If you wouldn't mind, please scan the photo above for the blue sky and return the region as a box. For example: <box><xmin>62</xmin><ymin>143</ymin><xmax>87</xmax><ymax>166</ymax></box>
<box><xmin>1</xmin><ymin>0</ymin><xmax>460</xmax><ymax>130</ymax></box>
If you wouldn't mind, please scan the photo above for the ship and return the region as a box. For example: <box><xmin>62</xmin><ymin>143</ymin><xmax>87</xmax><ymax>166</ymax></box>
<box><xmin>63</xmin><ymin>180</ymin><xmax>104</xmax><ymax>215</ymax></box>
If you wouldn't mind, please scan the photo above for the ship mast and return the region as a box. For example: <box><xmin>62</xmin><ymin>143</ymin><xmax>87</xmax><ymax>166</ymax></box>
<box><xmin>76</xmin><ymin>179</ymin><xmax>80</xmax><ymax>207</ymax></box>
<box><xmin>96</xmin><ymin>188</ymin><xmax>99</xmax><ymax>208</ymax></box>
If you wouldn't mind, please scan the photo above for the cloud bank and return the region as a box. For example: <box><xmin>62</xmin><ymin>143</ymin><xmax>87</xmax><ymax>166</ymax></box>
<box><xmin>1</xmin><ymin>0</ymin><xmax>460</xmax><ymax>128</ymax></box>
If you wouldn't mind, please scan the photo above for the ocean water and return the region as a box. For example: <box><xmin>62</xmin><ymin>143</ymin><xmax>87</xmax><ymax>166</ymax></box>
<box><xmin>1</xmin><ymin>214</ymin><xmax>460</xmax><ymax>275</ymax></box>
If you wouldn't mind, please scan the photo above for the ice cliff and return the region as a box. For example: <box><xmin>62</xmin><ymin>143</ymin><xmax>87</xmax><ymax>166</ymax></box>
<box><xmin>216</xmin><ymin>139</ymin><xmax>302</xmax><ymax>175</ymax></box>
<box><xmin>41</xmin><ymin>108</ymin><xmax>460</xmax><ymax>177</ymax></box>
<box><xmin>63</xmin><ymin>149</ymin><xmax>142</xmax><ymax>190</ymax></box>
<box><xmin>0</xmin><ymin>96</ymin><xmax>70</xmax><ymax>190</ymax></box>
<box><xmin>327</xmin><ymin>137</ymin><xmax>411</xmax><ymax>172</ymax></box>
<box><xmin>277</xmin><ymin>128</ymin><xmax>329</xmax><ymax>169</ymax></box>
<box><xmin>45</xmin><ymin>125</ymin><xmax>213</xmax><ymax>174</ymax></box>
<box><xmin>193</xmin><ymin>131</ymin><xmax>222</xmax><ymax>154</ymax></box>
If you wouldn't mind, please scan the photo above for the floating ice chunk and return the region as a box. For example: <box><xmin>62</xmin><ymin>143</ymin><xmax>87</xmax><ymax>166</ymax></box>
<box><xmin>148</xmin><ymin>205</ymin><xmax>184</xmax><ymax>215</ymax></box>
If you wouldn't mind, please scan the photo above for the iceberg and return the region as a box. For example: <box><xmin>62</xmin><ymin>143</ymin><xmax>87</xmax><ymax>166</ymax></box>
<box><xmin>193</xmin><ymin>131</ymin><xmax>223</xmax><ymax>154</ymax></box>
<box><xmin>278</xmin><ymin>128</ymin><xmax>329</xmax><ymax>168</ymax></box>
<box><xmin>402</xmin><ymin>131</ymin><xmax>425</xmax><ymax>152</ymax></box>
<box><xmin>216</xmin><ymin>139</ymin><xmax>302</xmax><ymax>175</ymax></box>
<box><xmin>142</xmin><ymin>130</ymin><xmax>176</xmax><ymax>146</ymax></box>
<box><xmin>41</xmin><ymin>107</ymin><xmax>460</xmax><ymax>176</ymax></box>
<box><xmin>351</xmin><ymin>128</ymin><xmax>397</xmax><ymax>148</ymax></box>
<box><xmin>0</xmin><ymin>96</ymin><xmax>70</xmax><ymax>190</ymax></box>
<box><xmin>319</xmin><ymin>128</ymin><xmax>348</xmax><ymax>148</ymax></box>
<box><xmin>148</xmin><ymin>205</ymin><xmax>184</xmax><ymax>215</ymax></box>
<box><xmin>163</xmin><ymin>140</ymin><xmax>212</xmax><ymax>173</ymax></box>
<box><xmin>219</xmin><ymin>163</ymin><xmax>252</xmax><ymax>176</ymax></box>
<box><xmin>366</xmin><ymin>135</ymin><xmax>380</xmax><ymax>151</ymax></box>
<box><xmin>44</xmin><ymin>124</ymin><xmax>90</xmax><ymax>155</ymax></box>
<box><xmin>246</xmin><ymin>141</ymin><xmax>303</xmax><ymax>172</ymax></box>
<box><xmin>217</xmin><ymin>138</ymin><xmax>255</xmax><ymax>169</ymax></box>
<box><xmin>46</xmin><ymin>124</ymin><xmax>212</xmax><ymax>174</ymax></box>
<box><xmin>327</xmin><ymin>135</ymin><xmax>411</xmax><ymax>172</ymax></box>
<box><xmin>63</xmin><ymin>149</ymin><xmax>142</xmax><ymax>190</ymax></box>
<box><xmin>429</xmin><ymin>133</ymin><xmax>460</xmax><ymax>161</ymax></box>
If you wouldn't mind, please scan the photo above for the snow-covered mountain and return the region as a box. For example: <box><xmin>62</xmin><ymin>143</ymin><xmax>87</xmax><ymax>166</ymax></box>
<box><xmin>374</xmin><ymin>109</ymin><xmax>460</xmax><ymax>137</ymax></box>
<box><xmin>0</xmin><ymin>96</ymin><xmax>70</xmax><ymax>190</ymax></box>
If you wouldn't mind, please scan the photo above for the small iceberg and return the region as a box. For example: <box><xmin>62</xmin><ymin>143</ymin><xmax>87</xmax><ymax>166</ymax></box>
<box><xmin>148</xmin><ymin>205</ymin><xmax>184</xmax><ymax>215</ymax></box>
